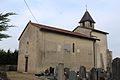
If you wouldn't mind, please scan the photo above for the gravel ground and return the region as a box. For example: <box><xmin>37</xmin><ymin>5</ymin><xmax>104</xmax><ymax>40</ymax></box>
<box><xmin>7</xmin><ymin>71</ymin><xmax>41</xmax><ymax>80</ymax></box>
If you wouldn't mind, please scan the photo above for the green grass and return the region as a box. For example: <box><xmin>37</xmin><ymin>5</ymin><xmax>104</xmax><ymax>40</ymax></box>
<box><xmin>7</xmin><ymin>71</ymin><xmax>41</xmax><ymax>80</ymax></box>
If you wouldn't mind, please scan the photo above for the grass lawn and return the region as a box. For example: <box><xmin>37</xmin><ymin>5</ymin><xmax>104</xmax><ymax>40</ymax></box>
<box><xmin>6</xmin><ymin>71</ymin><xmax>41</xmax><ymax>80</ymax></box>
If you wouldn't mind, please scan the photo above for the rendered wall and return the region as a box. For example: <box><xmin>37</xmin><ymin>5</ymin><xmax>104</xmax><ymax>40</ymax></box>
<box><xmin>36</xmin><ymin>28</ymin><xmax>95</xmax><ymax>72</ymax></box>
<box><xmin>17</xmin><ymin>24</ymin><xmax>38</xmax><ymax>73</ymax></box>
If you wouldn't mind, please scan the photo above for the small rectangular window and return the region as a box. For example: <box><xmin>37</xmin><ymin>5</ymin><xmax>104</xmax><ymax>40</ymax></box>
<box><xmin>63</xmin><ymin>44</ymin><xmax>71</xmax><ymax>53</ymax></box>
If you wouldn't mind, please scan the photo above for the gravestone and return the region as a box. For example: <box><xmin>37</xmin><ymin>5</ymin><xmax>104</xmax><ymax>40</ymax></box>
<box><xmin>90</xmin><ymin>68</ymin><xmax>97</xmax><ymax>80</ymax></box>
<box><xmin>106</xmin><ymin>67</ymin><xmax>112</xmax><ymax>80</ymax></box>
<box><xmin>79</xmin><ymin>66</ymin><xmax>86</xmax><ymax>80</ymax></box>
<box><xmin>69</xmin><ymin>71</ymin><xmax>77</xmax><ymax>80</ymax></box>
<box><xmin>56</xmin><ymin>63</ymin><xmax>65</xmax><ymax>80</ymax></box>
<box><xmin>112</xmin><ymin>58</ymin><xmax>120</xmax><ymax>80</ymax></box>
<box><xmin>64</xmin><ymin>67</ymin><xmax>70</xmax><ymax>80</ymax></box>
<box><xmin>97</xmin><ymin>68</ymin><xmax>105</xmax><ymax>80</ymax></box>
<box><xmin>87</xmin><ymin>72</ymin><xmax>91</xmax><ymax>80</ymax></box>
<box><xmin>49</xmin><ymin>67</ymin><xmax>54</xmax><ymax>75</ymax></box>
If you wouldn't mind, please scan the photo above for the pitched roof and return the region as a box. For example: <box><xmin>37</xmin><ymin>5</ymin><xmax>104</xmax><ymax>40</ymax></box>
<box><xmin>18</xmin><ymin>21</ymin><xmax>99</xmax><ymax>41</ymax></box>
<box><xmin>92</xmin><ymin>29</ymin><xmax>109</xmax><ymax>34</ymax></box>
<box><xmin>79</xmin><ymin>10</ymin><xmax>95</xmax><ymax>23</ymax></box>
<box><xmin>73</xmin><ymin>26</ymin><xmax>109</xmax><ymax>34</ymax></box>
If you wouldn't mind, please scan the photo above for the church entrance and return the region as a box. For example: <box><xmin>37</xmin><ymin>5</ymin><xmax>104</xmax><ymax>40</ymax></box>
<box><xmin>25</xmin><ymin>56</ymin><xmax>28</xmax><ymax>72</ymax></box>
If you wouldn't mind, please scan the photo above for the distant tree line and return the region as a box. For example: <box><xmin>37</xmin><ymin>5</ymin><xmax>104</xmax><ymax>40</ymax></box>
<box><xmin>0</xmin><ymin>49</ymin><xmax>18</xmax><ymax>65</ymax></box>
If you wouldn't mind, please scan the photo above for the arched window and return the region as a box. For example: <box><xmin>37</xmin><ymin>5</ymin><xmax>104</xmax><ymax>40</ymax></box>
<box><xmin>73</xmin><ymin>43</ymin><xmax>75</xmax><ymax>53</ymax></box>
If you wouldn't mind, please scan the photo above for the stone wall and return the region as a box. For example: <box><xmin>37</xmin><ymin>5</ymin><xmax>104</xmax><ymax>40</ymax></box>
<box><xmin>17</xmin><ymin>23</ymin><xmax>38</xmax><ymax>73</ymax></box>
<box><xmin>36</xmin><ymin>27</ymin><xmax>95</xmax><ymax>72</ymax></box>
<box><xmin>0</xmin><ymin>65</ymin><xmax>17</xmax><ymax>71</ymax></box>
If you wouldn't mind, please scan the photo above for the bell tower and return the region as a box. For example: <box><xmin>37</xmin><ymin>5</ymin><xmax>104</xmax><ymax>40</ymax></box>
<box><xmin>79</xmin><ymin>10</ymin><xmax>95</xmax><ymax>29</ymax></box>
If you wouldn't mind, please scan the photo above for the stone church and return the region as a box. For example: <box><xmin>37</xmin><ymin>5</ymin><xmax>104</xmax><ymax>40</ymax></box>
<box><xmin>17</xmin><ymin>10</ymin><xmax>112</xmax><ymax>73</ymax></box>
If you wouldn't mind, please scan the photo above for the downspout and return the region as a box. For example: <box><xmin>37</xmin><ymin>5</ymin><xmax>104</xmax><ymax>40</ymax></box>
<box><xmin>91</xmin><ymin>30</ymin><xmax>97</xmax><ymax>68</ymax></box>
<box><xmin>93</xmin><ymin>40</ymin><xmax>96</xmax><ymax>68</ymax></box>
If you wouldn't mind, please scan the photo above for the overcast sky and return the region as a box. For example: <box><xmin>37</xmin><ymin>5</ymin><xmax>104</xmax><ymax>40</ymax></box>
<box><xmin>0</xmin><ymin>0</ymin><xmax>120</xmax><ymax>58</ymax></box>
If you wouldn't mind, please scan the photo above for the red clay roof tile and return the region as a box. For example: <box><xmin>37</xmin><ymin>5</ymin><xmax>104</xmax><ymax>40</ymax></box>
<box><xmin>18</xmin><ymin>21</ymin><xmax>99</xmax><ymax>41</ymax></box>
